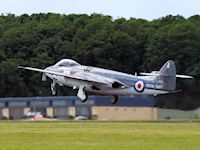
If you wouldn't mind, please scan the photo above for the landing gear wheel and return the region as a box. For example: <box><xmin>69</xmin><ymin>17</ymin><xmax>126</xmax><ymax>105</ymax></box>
<box><xmin>80</xmin><ymin>92</ymin><xmax>88</xmax><ymax>103</ymax></box>
<box><xmin>110</xmin><ymin>95</ymin><xmax>118</xmax><ymax>104</ymax></box>
<box><xmin>77</xmin><ymin>86</ymin><xmax>88</xmax><ymax>102</ymax></box>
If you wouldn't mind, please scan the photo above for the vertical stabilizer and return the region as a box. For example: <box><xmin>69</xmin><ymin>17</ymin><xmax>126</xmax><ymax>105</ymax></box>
<box><xmin>157</xmin><ymin>60</ymin><xmax>176</xmax><ymax>91</ymax></box>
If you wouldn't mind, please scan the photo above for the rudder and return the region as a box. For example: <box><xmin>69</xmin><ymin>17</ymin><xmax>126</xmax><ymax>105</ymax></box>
<box><xmin>156</xmin><ymin>60</ymin><xmax>176</xmax><ymax>91</ymax></box>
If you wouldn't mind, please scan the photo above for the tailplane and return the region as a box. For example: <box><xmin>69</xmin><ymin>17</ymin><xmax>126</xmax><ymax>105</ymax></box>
<box><xmin>140</xmin><ymin>60</ymin><xmax>194</xmax><ymax>91</ymax></box>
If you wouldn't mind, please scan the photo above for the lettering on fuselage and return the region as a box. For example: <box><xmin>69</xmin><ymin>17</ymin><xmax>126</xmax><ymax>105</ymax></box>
<box><xmin>83</xmin><ymin>67</ymin><xmax>93</xmax><ymax>72</ymax></box>
<box><xmin>146</xmin><ymin>83</ymin><xmax>163</xmax><ymax>89</ymax></box>
<box><xmin>146</xmin><ymin>83</ymin><xmax>155</xmax><ymax>89</ymax></box>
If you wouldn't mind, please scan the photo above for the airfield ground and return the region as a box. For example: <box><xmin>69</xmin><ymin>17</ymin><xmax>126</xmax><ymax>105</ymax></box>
<box><xmin>0</xmin><ymin>121</ymin><xmax>200</xmax><ymax>150</ymax></box>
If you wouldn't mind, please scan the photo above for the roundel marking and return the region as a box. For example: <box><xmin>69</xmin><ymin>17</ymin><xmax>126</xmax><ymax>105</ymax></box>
<box><xmin>134</xmin><ymin>80</ymin><xmax>145</xmax><ymax>93</ymax></box>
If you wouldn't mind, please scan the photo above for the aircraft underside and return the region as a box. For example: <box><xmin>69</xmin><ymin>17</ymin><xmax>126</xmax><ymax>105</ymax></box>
<box><xmin>47</xmin><ymin>74</ymin><xmax>169</xmax><ymax>104</ymax></box>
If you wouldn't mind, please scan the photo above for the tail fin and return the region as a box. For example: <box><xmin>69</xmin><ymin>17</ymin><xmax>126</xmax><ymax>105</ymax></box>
<box><xmin>157</xmin><ymin>60</ymin><xmax>176</xmax><ymax>91</ymax></box>
<box><xmin>140</xmin><ymin>60</ymin><xmax>193</xmax><ymax>91</ymax></box>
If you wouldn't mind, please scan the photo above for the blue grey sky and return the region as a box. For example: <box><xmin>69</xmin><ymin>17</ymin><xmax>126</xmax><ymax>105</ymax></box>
<box><xmin>1</xmin><ymin>0</ymin><xmax>200</xmax><ymax>20</ymax></box>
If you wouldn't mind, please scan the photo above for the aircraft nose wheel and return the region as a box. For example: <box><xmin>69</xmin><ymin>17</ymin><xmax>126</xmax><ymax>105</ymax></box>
<box><xmin>110</xmin><ymin>95</ymin><xmax>118</xmax><ymax>104</ymax></box>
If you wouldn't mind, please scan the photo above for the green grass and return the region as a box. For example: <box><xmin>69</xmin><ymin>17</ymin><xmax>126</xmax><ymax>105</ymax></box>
<box><xmin>0</xmin><ymin>121</ymin><xmax>200</xmax><ymax>150</ymax></box>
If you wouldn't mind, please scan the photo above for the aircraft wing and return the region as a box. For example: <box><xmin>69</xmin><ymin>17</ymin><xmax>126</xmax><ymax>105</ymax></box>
<box><xmin>18</xmin><ymin>66</ymin><xmax>129</xmax><ymax>89</ymax></box>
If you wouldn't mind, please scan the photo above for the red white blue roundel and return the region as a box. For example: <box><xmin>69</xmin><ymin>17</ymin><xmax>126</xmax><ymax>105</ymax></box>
<box><xmin>134</xmin><ymin>80</ymin><xmax>145</xmax><ymax>92</ymax></box>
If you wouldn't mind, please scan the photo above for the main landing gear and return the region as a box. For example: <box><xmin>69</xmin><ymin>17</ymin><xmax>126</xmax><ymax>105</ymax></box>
<box><xmin>50</xmin><ymin>81</ymin><xmax>118</xmax><ymax>105</ymax></box>
<box><xmin>110</xmin><ymin>95</ymin><xmax>119</xmax><ymax>104</ymax></box>
<box><xmin>77</xmin><ymin>87</ymin><xmax>118</xmax><ymax>104</ymax></box>
<box><xmin>77</xmin><ymin>86</ymin><xmax>88</xmax><ymax>102</ymax></box>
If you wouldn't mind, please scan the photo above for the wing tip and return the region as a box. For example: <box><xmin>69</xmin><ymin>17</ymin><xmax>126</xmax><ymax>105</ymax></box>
<box><xmin>176</xmin><ymin>74</ymin><xmax>194</xmax><ymax>79</ymax></box>
<box><xmin>17</xmin><ymin>66</ymin><xmax>25</xmax><ymax>69</ymax></box>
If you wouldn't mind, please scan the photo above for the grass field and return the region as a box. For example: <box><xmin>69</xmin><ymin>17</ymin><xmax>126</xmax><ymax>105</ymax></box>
<box><xmin>0</xmin><ymin>121</ymin><xmax>200</xmax><ymax>150</ymax></box>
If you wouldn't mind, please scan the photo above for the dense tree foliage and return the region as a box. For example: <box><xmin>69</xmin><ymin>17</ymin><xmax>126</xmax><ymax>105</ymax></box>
<box><xmin>0</xmin><ymin>13</ymin><xmax>200</xmax><ymax>110</ymax></box>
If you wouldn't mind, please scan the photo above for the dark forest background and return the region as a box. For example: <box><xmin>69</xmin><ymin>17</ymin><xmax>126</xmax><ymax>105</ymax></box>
<box><xmin>0</xmin><ymin>13</ymin><xmax>200</xmax><ymax>110</ymax></box>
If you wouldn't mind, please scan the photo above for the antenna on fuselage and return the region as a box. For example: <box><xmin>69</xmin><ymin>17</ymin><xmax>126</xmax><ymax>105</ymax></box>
<box><xmin>135</xmin><ymin>72</ymin><xmax>137</xmax><ymax>77</ymax></box>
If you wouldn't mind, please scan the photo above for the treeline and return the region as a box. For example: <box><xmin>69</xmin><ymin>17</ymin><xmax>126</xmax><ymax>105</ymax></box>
<box><xmin>0</xmin><ymin>13</ymin><xmax>200</xmax><ymax>110</ymax></box>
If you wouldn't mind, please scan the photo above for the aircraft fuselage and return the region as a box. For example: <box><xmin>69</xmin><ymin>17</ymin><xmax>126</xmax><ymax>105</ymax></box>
<box><xmin>45</xmin><ymin>65</ymin><xmax>168</xmax><ymax>96</ymax></box>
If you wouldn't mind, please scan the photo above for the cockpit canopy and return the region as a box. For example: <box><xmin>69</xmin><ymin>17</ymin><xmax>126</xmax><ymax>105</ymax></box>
<box><xmin>55</xmin><ymin>59</ymin><xmax>80</xmax><ymax>67</ymax></box>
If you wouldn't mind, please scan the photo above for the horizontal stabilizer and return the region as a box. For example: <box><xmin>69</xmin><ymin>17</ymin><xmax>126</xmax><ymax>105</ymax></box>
<box><xmin>140</xmin><ymin>72</ymin><xmax>160</xmax><ymax>76</ymax></box>
<box><xmin>140</xmin><ymin>72</ymin><xmax>193</xmax><ymax>79</ymax></box>
<box><xmin>175</xmin><ymin>74</ymin><xmax>194</xmax><ymax>79</ymax></box>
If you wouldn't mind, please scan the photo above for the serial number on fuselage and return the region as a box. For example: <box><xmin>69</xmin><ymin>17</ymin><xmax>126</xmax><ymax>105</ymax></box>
<box><xmin>146</xmin><ymin>83</ymin><xmax>163</xmax><ymax>89</ymax></box>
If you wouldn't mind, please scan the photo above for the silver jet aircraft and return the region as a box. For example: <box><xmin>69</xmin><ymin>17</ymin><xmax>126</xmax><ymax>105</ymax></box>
<box><xmin>18</xmin><ymin>59</ymin><xmax>193</xmax><ymax>104</ymax></box>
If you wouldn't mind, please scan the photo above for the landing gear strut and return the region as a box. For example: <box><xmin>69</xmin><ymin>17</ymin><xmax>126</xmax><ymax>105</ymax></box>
<box><xmin>51</xmin><ymin>80</ymin><xmax>56</xmax><ymax>95</ymax></box>
<box><xmin>110</xmin><ymin>95</ymin><xmax>119</xmax><ymax>104</ymax></box>
<box><xmin>77</xmin><ymin>86</ymin><xmax>88</xmax><ymax>102</ymax></box>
